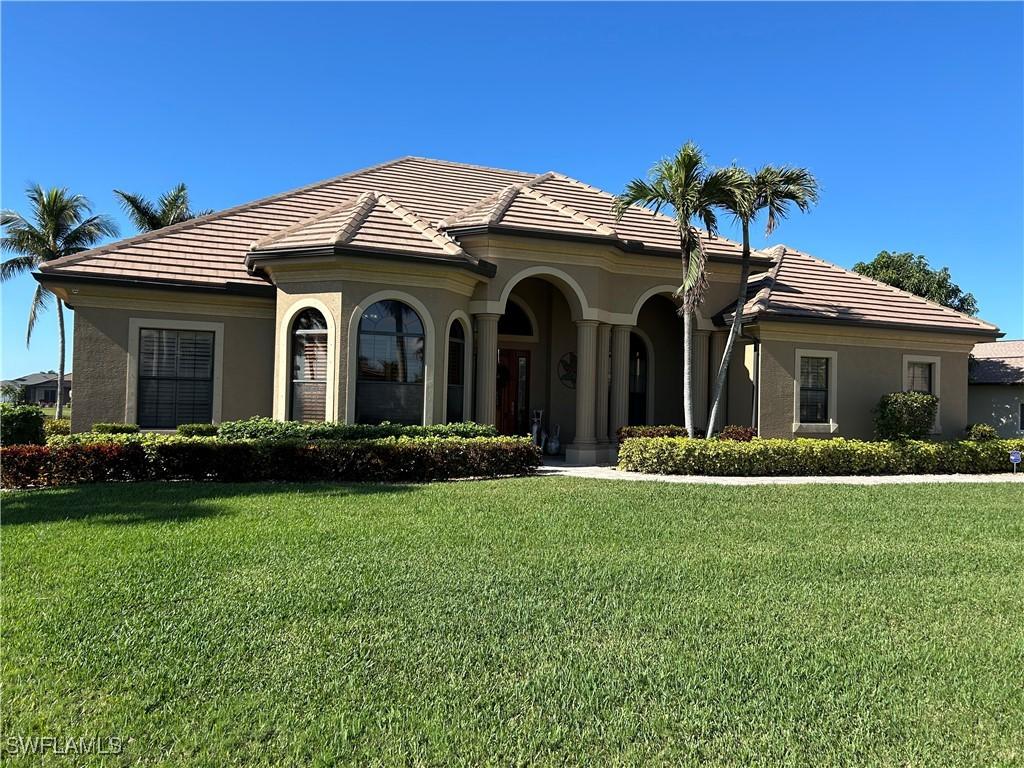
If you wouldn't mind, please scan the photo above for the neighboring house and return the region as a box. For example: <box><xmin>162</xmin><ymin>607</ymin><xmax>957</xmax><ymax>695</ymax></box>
<box><xmin>968</xmin><ymin>340</ymin><xmax>1024</xmax><ymax>437</ymax></box>
<box><xmin>34</xmin><ymin>157</ymin><xmax>1001</xmax><ymax>461</ymax></box>
<box><xmin>0</xmin><ymin>371</ymin><xmax>72</xmax><ymax>406</ymax></box>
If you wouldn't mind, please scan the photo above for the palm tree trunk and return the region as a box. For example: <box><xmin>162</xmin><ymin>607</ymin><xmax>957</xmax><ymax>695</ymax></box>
<box><xmin>707</xmin><ymin>221</ymin><xmax>752</xmax><ymax>434</ymax></box>
<box><xmin>682</xmin><ymin>309</ymin><xmax>694</xmax><ymax>436</ymax></box>
<box><xmin>55</xmin><ymin>298</ymin><xmax>66</xmax><ymax>420</ymax></box>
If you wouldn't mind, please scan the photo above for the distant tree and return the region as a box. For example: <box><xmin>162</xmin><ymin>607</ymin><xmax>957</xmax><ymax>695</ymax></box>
<box><xmin>1</xmin><ymin>185</ymin><xmax>119</xmax><ymax>419</ymax></box>
<box><xmin>1</xmin><ymin>382</ymin><xmax>26</xmax><ymax>404</ymax></box>
<box><xmin>113</xmin><ymin>183</ymin><xmax>211</xmax><ymax>232</ymax></box>
<box><xmin>853</xmin><ymin>251</ymin><xmax>978</xmax><ymax>315</ymax></box>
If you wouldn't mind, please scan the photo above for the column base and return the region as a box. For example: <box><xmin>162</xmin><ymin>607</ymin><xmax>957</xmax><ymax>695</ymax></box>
<box><xmin>564</xmin><ymin>442</ymin><xmax>616</xmax><ymax>466</ymax></box>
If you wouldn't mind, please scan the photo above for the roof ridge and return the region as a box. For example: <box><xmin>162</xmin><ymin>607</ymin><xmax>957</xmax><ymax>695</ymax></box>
<box><xmin>40</xmin><ymin>157</ymin><xmax>415</xmax><ymax>271</ymax></box>
<box><xmin>776</xmin><ymin>244</ymin><xmax>1000</xmax><ymax>331</ymax></box>
<box><xmin>250</xmin><ymin>191</ymin><xmax>373</xmax><ymax>250</ymax></box>
<box><xmin>374</xmin><ymin>194</ymin><xmax>466</xmax><ymax>258</ymax></box>
<box><xmin>403</xmin><ymin>155</ymin><xmax>538</xmax><ymax>179</ymax></box>
<box><xmin>436</xmin><ymin>173</ymin><xmax>554</xmax><ymax>229</ymax></box>
<box><xmin>333</xmin><ymin>191</ymin><xmax>380</xmax><ymax>245</ymax></box>
<box><xmin>519</xmin><ymin>185</ymin><xmax>618</xmax><ymax>237</ymax></box>
<box><xmin>747</xmin><ymin>246</ymin><xmax>787</xmax><ymax>314</ymax></box>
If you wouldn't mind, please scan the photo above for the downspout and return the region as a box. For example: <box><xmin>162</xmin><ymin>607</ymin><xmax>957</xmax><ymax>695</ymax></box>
<box><xmin>742</xmin><ymin>329</ymin><xmax>760</xmax><ymax>434</ymax></box>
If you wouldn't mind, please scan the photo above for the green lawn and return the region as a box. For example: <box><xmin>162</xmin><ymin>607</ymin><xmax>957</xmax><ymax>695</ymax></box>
<box><xmin>38</xmin><ymin>406</ymin><xmax>70</xmax><ymax>419</ymax></box>
<box><xmin>2</xmin><ymin>479</ymin><xmax>1022</xmax><ymax>767</ymax></box>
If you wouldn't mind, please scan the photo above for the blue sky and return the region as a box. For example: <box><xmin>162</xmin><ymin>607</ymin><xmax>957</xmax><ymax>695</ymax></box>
<box><xmin>2</xmin><ymin>1</ymin><xmax>1022</xmax><ymax>379</ymax></box>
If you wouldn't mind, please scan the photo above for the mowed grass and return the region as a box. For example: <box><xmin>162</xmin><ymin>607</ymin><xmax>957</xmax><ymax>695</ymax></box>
<box><xmin>2</xmin><ymin>479</ymin><xmax>1022</xmax><ymax>767</ymax></box>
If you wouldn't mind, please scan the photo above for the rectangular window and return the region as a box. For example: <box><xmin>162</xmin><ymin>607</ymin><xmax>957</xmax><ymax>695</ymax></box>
<box><xmin>799</xmin><ymin>356</ymin><xmax>830</xmax><ymax>424</ymax></box>
<box><xmin>138</xmin><ymin>329</ymin><xmax>214</xmax><ymax>428</ymax></box>
<box><xmin>906</xmin><ymin>361</ymin><xmax>934</xmax><ymax>394</ymax></box>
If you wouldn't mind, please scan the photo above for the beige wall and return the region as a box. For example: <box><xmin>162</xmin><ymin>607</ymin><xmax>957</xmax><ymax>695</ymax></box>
<box><xmin>755</xmin><ymin>322</ymin><xmax>976</xmax><ymax>440</ymax></box>
<box><xmin>69</xmin><ymin>301</ymin><xmax>274</xmax><ymax>433</ymax></box>
<box><xmin>968</xmin><ymin>384</ymin><xmax>1023</xmax><ymax>437</ymax></box>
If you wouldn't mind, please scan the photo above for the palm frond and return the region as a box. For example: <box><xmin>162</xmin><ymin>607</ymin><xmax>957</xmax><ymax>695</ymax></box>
<box><xmin>62</xmin><ymin>214</ymin><xmax>120</xmax><ymax>255</ymax></box>
<box><xmin>0</xmin><ymin>254</ymin><xmax>39</xmax><ymax>281</ymax></box>
<box><xmin>25</xmin><ymin>282</ymin><xmax>53</xmax><ymax>346</ymax></box>
<box><xmin>613</xmin><ymin>178</ymin><xmax>667</xmax><ymax>220</ymax></box>
<box><xmin>114</xmin><ymin>189</ymin><xmax>164</xmax><ymax>232</ymax></box>
<box><xmin>752</xmin><ymin>165</ymin><xmax>820</xmax><ymax>235</ymax></box>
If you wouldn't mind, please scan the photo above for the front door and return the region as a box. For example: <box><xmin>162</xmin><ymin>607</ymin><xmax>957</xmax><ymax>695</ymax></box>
<box><xmin>496</xmin><ymin>349</ymin><xmax>530</xmax><ymax>435</ymax></box>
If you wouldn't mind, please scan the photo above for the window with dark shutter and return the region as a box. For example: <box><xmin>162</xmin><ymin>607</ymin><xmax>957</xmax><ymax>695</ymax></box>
<box><xmin>290</xmin><ymin>309</ymin><xmax>329</xmax><ymax>422</ymax></box>
<box><xmin>138</xmin><ymin>329</ymin><xmax>214</xmax><ymax>428</ymax></box>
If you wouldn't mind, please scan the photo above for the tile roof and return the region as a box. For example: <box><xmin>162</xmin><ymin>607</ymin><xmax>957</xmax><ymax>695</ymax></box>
<box><xmin>2</xmin><ymin>372</ymin><xmax>71</xmax><ymax>387</ymax></box>
<box><xmin>728</xmin><ymin>246</ymin><xmax>1001</xmax><ymax>337</ymax></box>
<box><xmin>38</xmin><ymin>156</ymin><xmax>748</xmax><ymax>290</ymax></box>
<box><xmin>969</xmin><ymin>340</ymin><xmax>1024</xmax><ymax>384</ymax></box>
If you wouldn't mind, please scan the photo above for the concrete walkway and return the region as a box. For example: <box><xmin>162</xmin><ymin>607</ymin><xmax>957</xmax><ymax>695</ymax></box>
<box><xmin>538</xmin><ymin>462</ymin><xmax>1024</xmax><ymax>486</ymax></box>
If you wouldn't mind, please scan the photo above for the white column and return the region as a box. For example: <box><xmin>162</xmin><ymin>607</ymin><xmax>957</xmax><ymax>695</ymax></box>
<box><xmin>474</xmin><ymin>313</ymin><xmax>499</xmax><ymax>426</ymax></box>
<box><xmin>710</xmin><ymin>330</ymin><xmax>728</xmax><ymax>433</ymax></box>
<box><xmin>595</xmin><ymin>323</ymin><xmax>611</xmax><ymax>444</ymax></box>
<box><xmin>572</xmin><ymin>320</ymin><xmax>598</xmax><ymax>447</ymax></box>
<box><xmin>692</xmin><ymin>330</ymin><xmax>710</xmax><ymax>435</ymax></box>
<box><xmin>610</xmin><ymin>324</ymin><xmax>631</xmax><ymax>440</ymax></box>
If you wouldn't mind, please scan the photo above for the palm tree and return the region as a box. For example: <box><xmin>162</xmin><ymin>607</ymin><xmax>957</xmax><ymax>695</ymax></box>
<box><xmin>614</xmin><ymin>142</ymin><xmax>745</xmax><ymax>436</ymax></box>
<box><xmin>113</xmin><ymin>183</ymin><xmax>211</xmax><ymax>232</ymax></box>
<box><xmin>1</xmin><ymin>186</ymin><xmax>119</xmax><ymax>419</ymax></box>
<box><xmin>706</xmin><ymin>166</ymin><xmax>819</xmax><ymax>433</ymax></box>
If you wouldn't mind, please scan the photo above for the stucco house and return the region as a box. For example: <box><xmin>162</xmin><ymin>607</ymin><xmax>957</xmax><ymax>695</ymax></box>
<box><xmin>1</xmin><ymin>371</ymin><xmax>72</xmax><ymax>406</ymax></box>
<box><xmin>968</xmin><ymin>340</ymin><xmax>1023</xmax><ymax>437</ymax></box>
<box><xmin>34</xmin><ymin>156</ymin><xmax>1001</xmax><ymax>461</ymax></box>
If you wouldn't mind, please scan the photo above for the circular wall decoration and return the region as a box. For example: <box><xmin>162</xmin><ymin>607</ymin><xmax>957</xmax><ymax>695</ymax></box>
<box><xmin>557</xmin><ymin>352</ymin><xmax>577</xmax><ymax>389</ymax></box>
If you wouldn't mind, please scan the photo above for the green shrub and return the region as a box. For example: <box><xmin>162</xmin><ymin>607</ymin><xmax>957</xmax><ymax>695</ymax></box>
<box><xmin>616</xmin><ymin>425</ymin><xmax>688</xmax><ymax>444</ymax></box>
<box><xmin>177</xmin><ymin>423</ymin><xmax>219</xmax><ymax>437</ymax></box>
<box><xmin>92</xmin><ymin>422</ymin><xmax>141</xmax><ymax>435</ymax></box>
<box><xmin>874</xmin><ymin>392</ymin><xmax>939</xmax><ymax>440</ymax></box>
<box><xmin>217</xmin><ymin>417</ymin><xmax>498</xmax><ymax>442</ymax></box>
<box><xmin>0</xmin><ymin>404</ymin><xmax>46</xmax><ymax>446</ymax></box>
<box><xmin>2</xmin><ymin>436</ymin><xmax>539</xmax><ymax>489</ymax></box>
<box><xmin>617</xmin><ymin>436</ymin><xmax>1024</xmax><ymax>476</ymax></box>
<box><xmin>43</xmin><ymin>418</ymin><xmax>71</xmax><ymax>440</ymax></box>
<box><xmin>965</xmin><ymin>423</ymin><xmax>998</xmax><ymax>441</ymax></box>
<box><xmin>716</xmin><ymin>425</ymin><xmax>756</xmax><ymax>442</ymax></box>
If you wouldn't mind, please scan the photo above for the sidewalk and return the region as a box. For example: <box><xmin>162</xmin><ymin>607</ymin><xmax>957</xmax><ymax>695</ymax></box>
<box><xmin>537</xmin><ymin>462</ymin><xmax>1024</xmax><ymax>486</ymax></box>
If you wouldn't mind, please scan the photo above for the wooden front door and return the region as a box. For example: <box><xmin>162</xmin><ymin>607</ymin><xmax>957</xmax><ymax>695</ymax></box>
<box><xmin>496</xmin><ymin>349</ymin><xmax>530</xmax><ymax>436</ymax></box>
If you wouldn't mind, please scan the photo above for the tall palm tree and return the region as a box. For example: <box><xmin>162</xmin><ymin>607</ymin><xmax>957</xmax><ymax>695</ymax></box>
<box><xmin>706</xmin><ymin>166</ymin><xmax>819</xmax><ymax>433</ymax></box>
<box><xmin>1</xmin><ymin>186</ymin><xmax>119</xmax><ymax>419</ymax></box>
<box><xmin>614</xmin><ymin>142</ymin><xmax>745</xmax><ymax>436</ymax></box>
<box><xmin>113</xmin><ymin>183</ymin><xmax>211</xmax><ymax>232</ymax></box>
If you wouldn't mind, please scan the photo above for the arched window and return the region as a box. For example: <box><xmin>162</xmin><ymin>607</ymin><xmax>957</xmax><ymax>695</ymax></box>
<box><xmin>446</xmin><ymin>320</ymin><xmax>466</xmax><ymax>423</ymax></box>
<box><xmin>498</xmin><ymin>298</ymin><xmax>534</xmax><ymax>337</ymax></box>
<box><xmin>628</xmin><ymin>332</ymin><xmax>648</xmax><ymax>426</ymax></box>
<box><xmin>356</xmin><ymin>300</ymin><xmax>425</xmax><ymax>425</ymax></box>
<box><xmin>290</xmin><ymin>308</ymin><xmax>328</xmax><ymax>422</ymax></box>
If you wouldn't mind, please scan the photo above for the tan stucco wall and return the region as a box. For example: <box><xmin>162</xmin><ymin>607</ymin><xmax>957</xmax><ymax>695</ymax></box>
<box><xmin>968</xmin><ymin>384</ymin><xmax>1023</xmax><ymax>437</ymax></box>
<box><xmin>755</xmin><ymin>322</ymin><xmax>976</xmax><ymax>440</ymax></box>
<box><xmin>69</xmin><ymin>301</ymin><xmax>274</xmax><ymax>432</ymax></box>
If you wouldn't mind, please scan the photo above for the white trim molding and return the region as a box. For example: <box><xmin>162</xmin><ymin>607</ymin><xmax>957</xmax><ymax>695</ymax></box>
<box><xmin>792</xmin><ymin>348</ymin><xmax>839</xmax><ymax>435</ymax></box>
<box><xmin>126</xmin><ymin>317</ymin><xmax>225</xmax><ymax>425</ymax></box>
<box><xmin>276</xmin><ymin>298</ymin><xmax>339</xmax><ymax>421</ymax></box>
<box><xmin>346</xmin><ymin>290</ymin><xmax>435</xmax><ymax>425</ymax></box>
<box><xmin>443</xmin><ymin>310</ymin><xmax>474</xmax><ymax>423</ymax></box>
<box><xmin>902</xmin><ymin>353</ymin><xmax>942</xmax><ymax>433</ymax></box>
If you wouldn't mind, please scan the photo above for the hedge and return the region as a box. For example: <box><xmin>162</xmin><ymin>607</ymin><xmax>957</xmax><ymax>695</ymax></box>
<box><xmin>43</xmin><ymin>417</ymin><xmax>71</xmax><ymax>439</ymax></box>
<box><xmin>217</xmin><ymin>417</ymin><xmax>498</xmax><ymax>442</ymax></box>
<box><xmin>92</xmin><ymin>422</ymin><xmax>141</xmax><ymax>435</ymax></box>
<box><xmin>618</xmin><ymin>437</ymin><xmax>1024</xmax><ymax>476</ymax></box>
<box><xmin>874</xmin><ymin>392</ymin><xmax>939</xmax><ymax>440</ymax></box>
<box><xmin>616</xmin><ymin>425</ymin><xmax>688</xmax><ymax>443</ymax></box>
<box><xmin>1</xmin><ymin>436</ymin><xmax>540</xmax><ymax>489</ymax></box>
<box><xmin>0</xmin><ymin>404</ymin><xmax>45</xmax><ymax>446</ymax></box>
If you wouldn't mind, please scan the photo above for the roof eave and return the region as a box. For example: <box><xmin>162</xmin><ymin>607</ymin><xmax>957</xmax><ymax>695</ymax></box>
<box><xmin>33</xmin><ymin>270</ymin><xmax>276</xmax><ymax>299</ymax></box>
<box><xmin>746</xmin><ymin>311</ymin><xmax>1004</xmax><ymax>338</ymax></box>
<box><xmin>245</xmin><ymin>244</ymin><xmax>497</xmax><ymax>278</ymax></box>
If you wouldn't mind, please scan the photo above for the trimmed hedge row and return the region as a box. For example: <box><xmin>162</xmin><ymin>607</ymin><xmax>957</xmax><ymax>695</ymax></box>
<box><xmin>2</xmin><ymin>436</ymin><xmax>540</xmax><ymax>489</ymax></box>
<box><xmin>217</xmin><ymin>417</ymin><xmax>498</xmax><ymax>441</ymax></box>
<box><xmin>618</xmin><ymin>437</ymin><xmax>1024</xmax><ymax>476</ymax></box>
<box><xmin>0</xmin><ymin>404</ymin><xmax>45</xmax><ymax>446</ymax></box>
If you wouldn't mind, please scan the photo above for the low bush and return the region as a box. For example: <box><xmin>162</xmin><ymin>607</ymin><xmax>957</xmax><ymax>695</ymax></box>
<box><xmin>965</xmin><ymin>423</ymin><xmax>998</xmax><ymax>441</ymax></box>
<box><xmin>716</xmin><ymin>425</ymin><xmax>757</xmax><ymax>442</ymax></box>
<box><xmin>176</xmin><ymin>423</ymin><xmax>219</xmax><ymax>437</ymax></box>
<box><xmin>618</xmin><ymin>436</ymin><xmax>1024</xmax><ymax>476</ymax></box>
<box><xmin>874</xmin><ymin>392</ymin><xmax>938</xmax><ymax>440</ymax></box>
<box><xmin>43</xmin><ymin>417</ymin><xmax>71</xmax><ymax>439</ymax></box>
<box><xmin>217</xmin><ymin>417</ymin><xmax>498</xmax><ymax>442</ymax></box>
<box><xmin>2</xmin><ymin>436</ymin><xmax>540</xmax><ymax>489</ymax></box>
<box><xmin>616</xmin><ymin>425</ymin><xmax>688</xmax><ymax>444</ymax></box>
<box><xmin>92</xmin><ymin>422</ymin><xmax>141</xmax><ymax>435</ymax></box>
<box><xmin>0</xmin><ymin>404</ymin><xmax>46</xmax><ymax>446</ymax></box>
